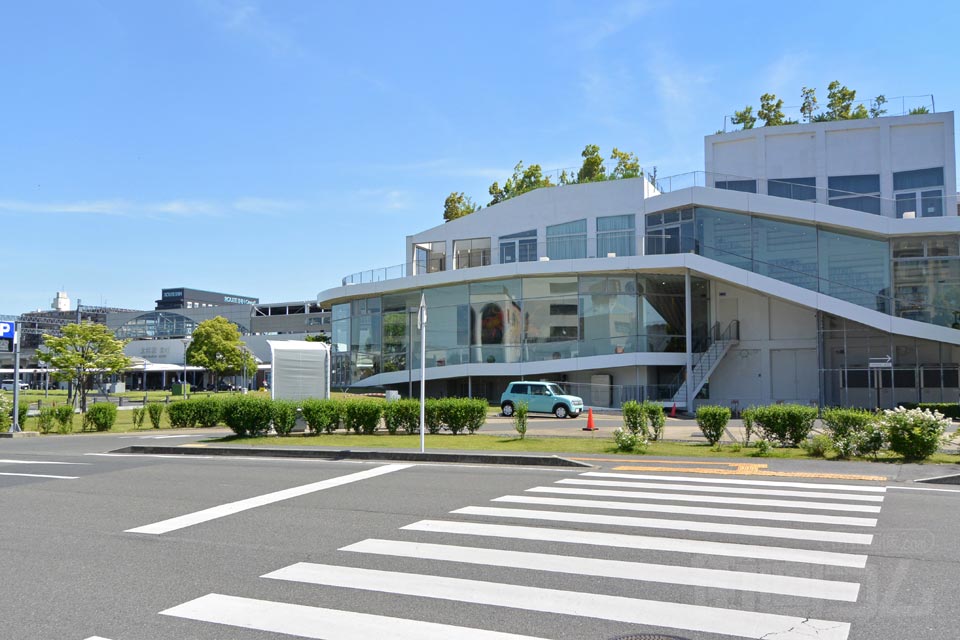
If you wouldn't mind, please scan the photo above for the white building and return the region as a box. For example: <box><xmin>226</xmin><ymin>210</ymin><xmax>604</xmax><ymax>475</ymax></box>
<box><xmin>318</xmin><ymin>112</ymin><xmax>960</xmax><ymax>411</ymax></box>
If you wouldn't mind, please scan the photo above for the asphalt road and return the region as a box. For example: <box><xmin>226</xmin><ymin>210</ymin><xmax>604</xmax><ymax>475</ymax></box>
<box><xmin>2</xmin><ymin>433</ymin><xmax>959</xmax><ymax>640</ymax></box>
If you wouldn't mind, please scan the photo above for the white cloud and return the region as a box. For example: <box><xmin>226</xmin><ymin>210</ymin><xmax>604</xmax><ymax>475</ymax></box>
<box><xmin>200</xmin><ymin>0</ymin><xmax>302</xmax><ymax>56</ymax></box>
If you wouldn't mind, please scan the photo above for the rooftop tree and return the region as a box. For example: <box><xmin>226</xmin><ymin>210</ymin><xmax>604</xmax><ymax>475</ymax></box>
<box><xmin>443</xmin><ymin>191</ymin><xmax>480</xmax><ymax>222</ymax></box>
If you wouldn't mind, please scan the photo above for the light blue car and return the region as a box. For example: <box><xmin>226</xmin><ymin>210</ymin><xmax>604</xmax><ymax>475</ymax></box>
<box><xmin>500</xmin><ymin>381</ymin><xmax>584</xmax><ymax>419</ymax></box>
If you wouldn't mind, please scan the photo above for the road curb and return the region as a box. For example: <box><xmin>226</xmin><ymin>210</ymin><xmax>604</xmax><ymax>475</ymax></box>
<box><xmin>107</xmin><ymin>445</ymin><xmax>594</xmax><ymax>468</ymax></box>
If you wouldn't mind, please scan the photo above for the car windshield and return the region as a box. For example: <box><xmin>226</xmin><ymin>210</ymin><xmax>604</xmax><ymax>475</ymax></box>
<box><xmin>546</xmin><ymin>383</ymin><xmax>565</xmax><ymax>396</ymax></box>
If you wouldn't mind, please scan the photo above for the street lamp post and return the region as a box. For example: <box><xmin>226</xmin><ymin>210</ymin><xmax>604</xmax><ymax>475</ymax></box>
<box><xmin>142</xmin><ymin>358</ymin><xmax>148</xmax><ymax>405</ymax></box>
<box><xmin>417</xmin><ymin>294</ymin><xmax>427</xmax><ymax>454</ymax></box>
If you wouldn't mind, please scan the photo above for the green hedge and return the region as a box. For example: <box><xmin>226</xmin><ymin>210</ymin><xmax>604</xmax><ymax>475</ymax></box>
<box><xmin>751</xmin><ymin>404</ymin><xmax>817</xmax><ymax>447</ymax></box>
<box><xmin>695</xmin><ymin>405</ymin><xmax>730</xmax><ymax>445</ymax></box>
<box><xmin>622</xmin><ymin>400</ymin><xmax>646</xmax><ymax>436</ymax></box>
<box><xmin>54</xmin><ymin>405</ymin><xmax>75</xmax><ymax>434</ymax></box>
<box><xmin>821</xmin><ymin>407</ymin><xmax>876</xmax><ymax>458</ymax></box>
<box><xmin>643</xmin><ymin>401</ymin><xmax>666</xmax><ymax>441</ymax></box>
<box><xmin>900</xmin><ymin>403</ymin><xmax>960</xmax><ymax>421</ymax></box>
<box><xmin>344</xmin><ymin>399</ymin><xmax>383</xmax><ymax>434</ymax></box>
<box><xmin>221</xmin><ymin>395</ymin><xmax>273</xmax><ymax>437</ymax></box>
<box><xmin>301</xmin><ymin>399</ymin><xmax>343</xmax><ymax>434</ymax></box>
<box><xmin>192</xmin><ymin>396</ymin><xmax>223</xmax><ymax>429</ymax></box>
<box><xmin>167</xmin><ymin>401</ymin><xmax>199</xmax><ymax>429</ymax></box>
<box><xmin>271</xmin><ymin>400</ymin><xmax>299</xmax><ymax>436</ymax></box>
<box><xmin>83</xmin><ymin>403</ymin><xmax>118</xmax><ymax>432</ymax></box>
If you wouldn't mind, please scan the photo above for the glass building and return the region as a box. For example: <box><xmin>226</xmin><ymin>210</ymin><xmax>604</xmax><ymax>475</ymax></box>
<box><xmin>321</xmin><ymin>112</ymin><xmax>960</xmax><ymax>410</ymax></box>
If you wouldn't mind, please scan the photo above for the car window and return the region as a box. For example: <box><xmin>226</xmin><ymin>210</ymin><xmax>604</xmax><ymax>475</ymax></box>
<box><xmin>531</xmin><ymin>385</ymin><xmax>548</xmax><ymax>395</ymax></box>
<box><xmin>511</xmin><ymin>384</ymin><xmax>527</xmax><ymax>394</ymax></box>
<box><xmin>546</xmin><ymin>384</ymin><xmax>564</xmax><ymax>395</ymax></box>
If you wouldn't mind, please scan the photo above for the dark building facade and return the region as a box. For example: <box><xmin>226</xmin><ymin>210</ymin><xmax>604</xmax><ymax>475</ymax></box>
<box><xmin>155</xmin><ymin>288</ymin><xmax>259</xmax><ymax>311</ymax></box>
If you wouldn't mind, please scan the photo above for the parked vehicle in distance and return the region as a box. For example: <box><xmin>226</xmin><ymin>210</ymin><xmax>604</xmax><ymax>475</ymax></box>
<box><xmin>1</xmin><ymin>379</ymin><xmax>29</xmax><ymax>391</ymax></box>
<box><xmin>500</xmin><ymin>381</ymin><xmax>584</xmax><ymax>419</ymax></box>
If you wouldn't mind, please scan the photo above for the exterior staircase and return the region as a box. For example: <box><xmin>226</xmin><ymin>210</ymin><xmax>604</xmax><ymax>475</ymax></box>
<box><xmin>671</xmin><ymin>320</ymin><xmax>740</xmax><ymax>408</ymax></box>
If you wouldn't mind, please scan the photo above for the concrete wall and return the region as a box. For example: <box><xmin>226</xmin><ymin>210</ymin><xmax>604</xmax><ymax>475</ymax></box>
<box><xmin>705</xmin><ymin>112</ymin><xmax>957</xmax><ymax>218</ymax></box>
<box><xmin>706</xmin><ymin>283</ymin><xmax>818</xmax><ymax>408</ymax></box>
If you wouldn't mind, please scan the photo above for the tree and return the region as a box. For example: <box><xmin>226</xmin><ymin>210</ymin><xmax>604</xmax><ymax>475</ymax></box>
<box><xmin>443</xmin><ymin>191</ymin><xmax>479</xmax><ymax>222</ymax></box>
<box><xmin>40</xmin><ymin>322</ymin><xmax>131</xmax><ymax>412</ymax></box>
<box><xmin>304</xmin><ymin>334</ymin><xmax>330</xmax><ymax>343</ymax></box>
<box><xmin>577</xmin><ymin>144</ymin><xmax>606</xmax><ymax>183</ymax></box>
<box><xmin>731</xmin><ymin>105</ymin><xmax>756</xmax><ymax>130</ymax></box>
<box><xmin>800</xmin><ymin>86</ymin><xmax>818</xmax><ymax>122</ymax></box>
<box><xmin>486</xmin><ymin>161</ymin><xmax>554</xmax><ymax>206</ymax></box>
<box><xmin>909</xmin><ymin>106</ymin><xmax>930</xmax><ymax>115</ymax></box>
<box><xmin>610</xmin><ymin>147</ymin><xmax>641</xmax><ymax>179</ymax></box>
<box><xmin>824</xmin><ymin>81</ymin><xmax>864</xmax><ymax>121</ymax></box>
<box><xmin>758</xmin><ymin>93</ymin><xmax>788</xmax><ymax>126</ymax></box>
<box><xmin>186</xmin><ymin>317</ymin><xmax>257</xmax><ymax>389</ymax></box>
<box><xmin>870</xmin><ymin>95</ymin><xmax>887</xmax><ymax>118</ymax></box>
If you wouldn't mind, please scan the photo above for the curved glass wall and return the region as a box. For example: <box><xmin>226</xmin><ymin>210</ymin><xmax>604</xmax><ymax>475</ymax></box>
<box><xmin>114</xmin><ymin>312</ymin><xmax>203</xmax><ymax>339</ymax></box>
<box><xmin>331</xmin><ymin>273</ymin><xmax>708</xmax><ymax>385</ymax></box>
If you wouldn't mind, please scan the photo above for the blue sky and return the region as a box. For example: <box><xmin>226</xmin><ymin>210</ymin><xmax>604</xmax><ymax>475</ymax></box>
<box><xmin>2</xmin><ymin>0</ymin><xmax>958</xmax><ymax>312</ymax></box>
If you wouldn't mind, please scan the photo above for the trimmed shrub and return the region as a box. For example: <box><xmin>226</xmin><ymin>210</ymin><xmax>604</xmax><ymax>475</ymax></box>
<box><xmin>37</xmin><ymin>406</ymin><xmax>57</xmax><ymax>434</ymax></box>
<box><xmin>696</xmin><ymin>405</ymin><xmax>731</xmax><ymax>446</ymax></box>
<box><xmin>442</xmin><ymin>398</ymin><xmax>471</xmax><ymax>434</ymax></box>
<box><xmin>643</xmin><ymin>401</ymin><xmax>666</xmax><ymax>441</ymax></box>
<box><xmin>131</xmin><ymin>406</ymin><xmax>147</xmax><ymax>430</ymax></box>
<box><xmin>83</xmin><ymin>402</ymin><xmax>118</xmax><ymax>432</ymax></box>
<box><xmin>464</xmin><ymin>398</ymin><xmax>488</xmax><ymax>434</ymax></box>
<box><xmin>271</xmin><ymin>400</ymin><xmax>299</xmax><ymax>436</ymax></box>
<box><xmin>344</xmin><ymin>399</ymin><xmax>383</xmax><ymax>434</ymax></box>
<box><xmin>801</xmin><ymin>433</ymin><xmax>832</xmax><ymax>458</ymax></box>
<box><xmin>192</xmin><ymin>396</ymin><xmax>223</xmax><ymax>429</ymax></box>
<box><xmin>754</xmin><ymin>438</ymin><xmax>773</xmax><ymax>456</ymax></box>
<box><xmin>621</xmin><ymin>401</ymin><xmax>647</xmax><ymax>436</ymax></box>
<box><xmin>821</xmin><ymin>407</ymin><xmax>876</xmax><ymax>459</ymax></box>
<box><xmin>301</xmin><ymin>399</ymin><xmax>343</xmax><ymax>434</ymax></box>
<box><xmin>0</xmin><ymin>391</ymin><xmax>9</xmax><ymax>430</ymax></box>
<box><xmin>54</xmin><ymin>405</ymin><xmax>76</xmax><ymax>434</ymax></box>
<box><xmin>751</xmin><ymin>404</ymin><xmax>817</xmax><ymax>447</ymax></box>
<box><xmin>383</xmin><ymin>399</ymin><xmax>413</xmax><ymax>435</ymax></box>
<box><xmin>424</xmin><ymin>400</ymin><xmax>444</xmax><ymax>435</ymax></box>
<box><xmin>221</xmin><ymin>395</ymin><xmax>273</xmax><ymax>437</ymax></box>
<box><xmin>17</xmin><ymin>401</ymin><xmax>27</xmax><ymax>428</ymax></box>
<box><xmin>167</xmin><ymin>401</ymin><xmax>198</xmax><ymax>429</ymax></box>
<box><xmin>880</xmin><ymin>406</ymin><xmax>947</xmax><ymax>460</ymax></box>
<box><xmin>857</xmin><ymin>421</ymin><xmax>887</xmax><ymax>459</ymax></box>
<box><xmin>146</xmin><ymin>402</ymin><xmax>165</xmax><ymax>429</ymax></box>
<box><xmin>513</xmin><ymin>401</ymin><xmax>528</xmax><ymax>439</ymax></box>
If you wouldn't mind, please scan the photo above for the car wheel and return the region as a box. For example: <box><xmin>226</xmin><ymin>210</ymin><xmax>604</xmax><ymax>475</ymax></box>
<box><xmin>501</xmin><ymin>402</ymin><xmax>515</xmax><ymax>417</ymax></box>
<box><xmin>554</xmin><ymin>404</ymin><xmax>568</xmax><ymax>419</ymax></box>
<box><xmin>569</xmin><ymin>412</ymin><xmax>580</xmax><ymax>419</ymax></box>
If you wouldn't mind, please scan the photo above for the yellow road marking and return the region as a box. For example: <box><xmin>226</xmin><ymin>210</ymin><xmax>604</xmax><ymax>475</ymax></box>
<box><xmin>612</xmin><ymin>465</ymin><xmax>887</xmax><ymax>482</ymax></box>
<box><xmin>180</xmin><ymin>443</ymin><xmax>208</xmax><ymax>448</ymax></box>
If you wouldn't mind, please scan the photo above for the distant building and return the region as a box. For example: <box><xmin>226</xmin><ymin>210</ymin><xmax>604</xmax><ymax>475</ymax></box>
<box><xmin>155</xmin><ymin>287</ymin><xmax>259</xmax><ymax>311</ymax></box>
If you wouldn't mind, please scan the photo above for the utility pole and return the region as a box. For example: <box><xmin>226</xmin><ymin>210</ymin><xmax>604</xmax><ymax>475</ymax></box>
<box><xmin>10</xmin><ymin>325</ymin><xmax>21</xmax><ymax>433</ymax></box>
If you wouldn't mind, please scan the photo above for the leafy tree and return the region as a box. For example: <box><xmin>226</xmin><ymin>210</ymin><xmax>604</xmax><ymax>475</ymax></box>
<box><xmin>824</xmin><ymin>81</ymin><xmax>868</xmax><ymax>121</ymax></box>
<box><xmin>304</xmin><ymin>334</ymin><xmax>330</xmax><ymax>343</ymax></box>
<box><xmin>442</xmin><ymin>191</ymin><xmax>479</xmax><ymax>222</ymax></box>
<box><xmin>486</xmin><ymin>161</ymin><xmax>554</xmax><ymax>206</ymax></box>
<box><xmin>40</xmin><ymin>322</ymin><xmax>131</xmax><ymax>412</ymax></box>
<box><xmin>731</xmin><ymin>105</ymin><xmax>756</xmax><ymax>130</ymax></box>
<box><xmin>909</xmin><ymin>106</ymin><xmax>930</xmax><ymax>115</ymax></box>
<box><xmin>870</xmin><ymin>95</ymin><xmax>887</xmax><ymax>118</ymax></box>
<box><xmin>576</xmin><ymin>144</ymin><xmax>606</xmax><ymax>183</ymax></box>
<box><xmin>186</xmin><ymin>317</ymin><xmax>257</xmax><ymax>388</ymax></box>
<box><xmin>559</xmin><ymin>169</ymin><xmax>572</xmax><ymax>185</ymax></box>
<box><xmin>758</xmin><ymin>93</ymin><xmax>789</xmax><ymax>126</ymax></box>
<box><xmin>610</xmin><ymin>147</ymin><xmax>641</xmax><ymax>179</ymax></box>
<box><xmin>800</xmin><ymin>86</ymin><xmax>818</xmax><ymax>122</ymax></box>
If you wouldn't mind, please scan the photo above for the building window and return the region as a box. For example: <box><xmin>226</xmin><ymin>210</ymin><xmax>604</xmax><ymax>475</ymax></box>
<box><xmin>645</xmin><ymin>208</ymin><xmax>694</xmax><ymax>255</ymax></box>
<box><xmin>715</xmin><ymin>179</ymin><xmax>757</xmax><ymax>193</ymax></box>
<box><xmin>546</xmin><ymin>219</ymin><xmax>587</xmax><ymax>260</ymax></box>
<box><xmin>413</xmin><ymin>241</ymin><xmax>445</xmax><ymax>274</ymax></box>
<box><xmin>453</xmin><ymin>238</ymin><xmax>491</xmax><ymax>269</ymax></box>
<box><xmin>768</xmin><ymin>177</ymin><xmax>816</xmax><ymax>202</ymax></box>
<box><xmin>893</xmin><ymin>167</ymin><xmax>944</xmax><ymax>218</ymax></box>
<box><xmin>596</xmin><ymin>214</ymin><xmax>636</xmax><ymax>257</ymax></box>
<box><xmin>499</xmin><ymin>229</ymin><xmax>537</xmax><ymax>264</ymax></box>
<box><xmin>828</xmin><ymin>174</ymin><xmax>881</xmax><ymax>214</ymax></box>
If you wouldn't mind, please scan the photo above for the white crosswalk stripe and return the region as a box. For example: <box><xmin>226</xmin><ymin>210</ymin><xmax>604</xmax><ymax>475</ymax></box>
<box><xmin>529</xmin><ymin>484</ymin><xmax>883</xmax><ymax>512</ymax></box>
<box><xmin>162</xmin><ymin>469</ymin><xmax>886</xmax><ymax>640</ymax></box>
<box><xmin>493</xmin><ymin>494</ymin><xmax>879</xmax><ymax>526</ymax></box>
<box><xmin>401</xmin><ymin>519</ymin><xmax>870</xmax><ymax>567</ymax></box>
<box><xmin>263</xmin><ymin>562</ymin><xmax>851</xmax><ymax>640</ymax></box>
<box><xmin>341</xmin><ymin>538</ymin><xmax>862</xmax><ymax>601</ymax></box>
<box><xmin>558</xmin><ymin>477</ymin><xmax>886</xmax><ymax>501</ymax></box>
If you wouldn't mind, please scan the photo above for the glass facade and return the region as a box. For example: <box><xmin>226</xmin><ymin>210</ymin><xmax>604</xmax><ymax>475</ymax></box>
<box><xmin>596</xmin><ymin>214</ymin><xmax>636</xmax><ymax>257</ymax></box>
<box><xmin>820</xmin><ymin>313</ymin><xmax>960</xmax><ymax>407</ymax></box>
<box><xmin>330</xmin><ymin>273</ymin><xmax>709</xmax><ymax>385</ymax></box>
<box><xmin>827</xmin><ymin>174</ymin><xmax>881</xmax><ymax>214</ymax></box>
<box><xmin>546</xmin><ymin>219</ymin><xmax>587</xmax><ymax>260</ymax></box>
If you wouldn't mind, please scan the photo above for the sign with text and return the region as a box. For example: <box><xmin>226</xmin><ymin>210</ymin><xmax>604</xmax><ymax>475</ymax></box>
<box><xmin>0</xmin><ymin>321</ymin><xmax>13</xmax><ymax>352</ymax></box>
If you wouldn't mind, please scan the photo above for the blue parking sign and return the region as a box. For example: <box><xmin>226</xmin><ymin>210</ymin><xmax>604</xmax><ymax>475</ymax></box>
<box><xmin>0</xmin><ymin>322</ymin><xmax>14</xmax><ymax>339</ymax></box>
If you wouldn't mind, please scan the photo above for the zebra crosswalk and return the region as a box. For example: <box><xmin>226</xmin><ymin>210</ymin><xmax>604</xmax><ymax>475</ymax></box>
<box><xmin>161</xmin><ymin>468</ymin><xmax>887</xmax><ymax>639</ymax></box>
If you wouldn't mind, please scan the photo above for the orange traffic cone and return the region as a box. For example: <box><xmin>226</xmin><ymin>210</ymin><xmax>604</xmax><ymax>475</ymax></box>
<box><xmin>582</xmin><ymin>407</ymin><xmax>598</xmax><ymax>431</ymax></box>
<box><xmin>670</xmin><ymin>403</ymin><xmax>677</xmax><ymax>418</ymax></box>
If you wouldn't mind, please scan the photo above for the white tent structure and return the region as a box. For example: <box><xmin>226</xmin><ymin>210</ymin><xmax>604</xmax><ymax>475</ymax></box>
<box><xmin>267</xmin><ymin>340</ymin><xmax>330</xmax><ymax>401</ymax></box>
